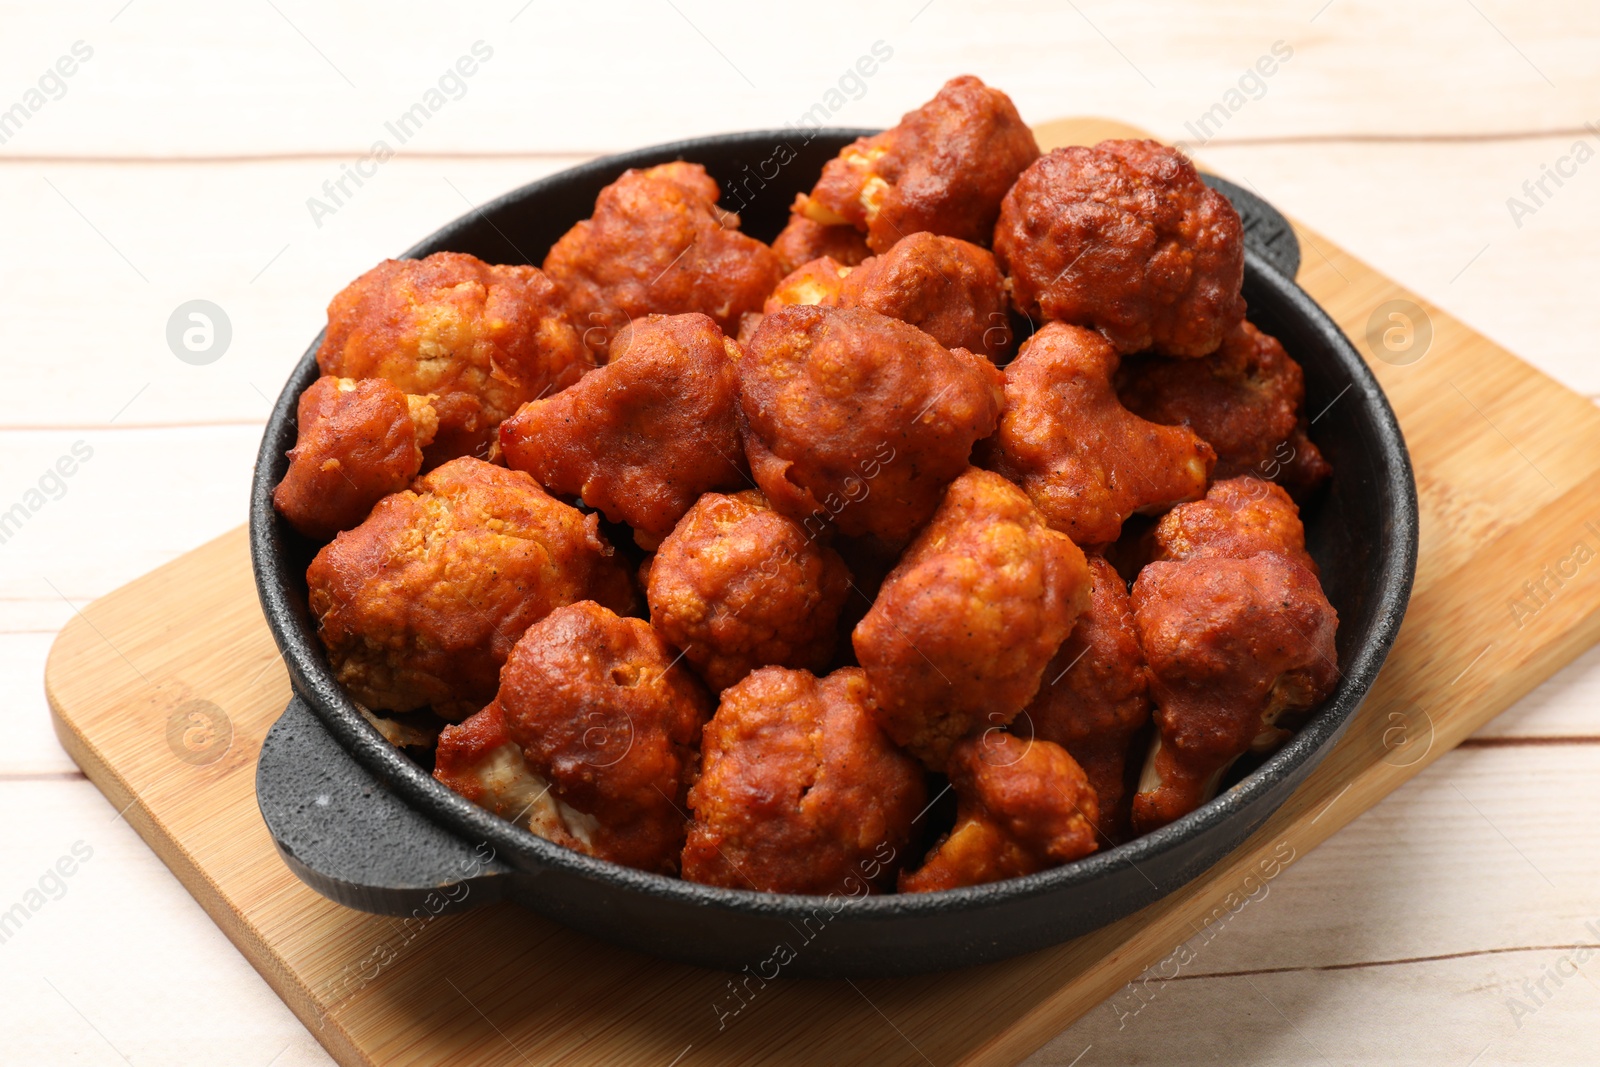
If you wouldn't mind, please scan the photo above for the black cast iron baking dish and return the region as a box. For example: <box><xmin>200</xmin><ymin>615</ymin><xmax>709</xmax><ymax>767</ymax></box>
<box><xmin>251</xmin><ymin>129</ymin><xmax>1417</xmax><ymax>978</ymax></box>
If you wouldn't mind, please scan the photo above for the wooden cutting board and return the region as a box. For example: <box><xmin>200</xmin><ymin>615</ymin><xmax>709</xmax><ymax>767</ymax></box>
<box><xmin>44</xmin><ymin>118</ymin><xmax>1600</xmax><ymax>1067</ymax></box>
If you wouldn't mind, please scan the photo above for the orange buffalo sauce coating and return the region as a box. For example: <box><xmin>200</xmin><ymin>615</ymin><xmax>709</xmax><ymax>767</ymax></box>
<box><xmin>854</xmin><ymin>468</ymin><xmax>1090</xmax><ymax>770</ymax></box>
<box><xmin>837</xmin><ymin>232</ymin><xmax>1010</xmax><ymax>360</ymax></box>
<box><xmin>900</xmin><ymin>734</ymin><xmax>1099</xmax><ymax>892</ymax></box>
<box><xmin>317</xmin><ymin>251</ymin><xmax>586</xmax><ymax>464</ymax></box>
<box><xmin>772</xmin><ymin>212</ymin><xmax>872</xmax><ymax>274</ymax></box>
<box><xmin>739</xmin><ymin>304</ymin><xmax>1003</xmax><ymax>546</ymax></box>
<box><xmin>306</xmin><ymin>457</ymin><xmax>634</xmax><ymax>719</ymax></box>
<box><xmin>647</xmin><ymin>491</ymin><xmax>851</xmax><ymax>693</ymax></box>
<box><xmin>1151</xmin><ymin>476</ymin><xmax>1319</xmax><ymax>575</ymax></box>
<box><xmin>682</xmin><ymin>667</ymin><xmax>925</xmax><ymax>894</ymax></box>
<box><xmin>273</xmin><ymin>375</ymin><xmax>438</xmax><ymax>541</ymax></box>
<box><xmin>996</xmin><ymin>140</ymin><xmax>1244</xmax><ymax>358</ymax></box>
<box><xmin>498</xmin><ymin>312</ymin><xmax>746</xmax><ymax>546</ymax></box>
<box><xmin>1130</xmin><ymin>553</ymin><xmax>1338</xmax><ymax>834</ymax></box>
<box><xmin>1119</xmin><ymin>320</ymin><xmax>1331</xmax><ymax>497</ymax></box>
<box><xmin>1021</xmin><ymin>556</ymin><xmax>1151</xmax><ymax>844</ymax></box>
<box><xmin>544</xmin><ymin>161</ymin><xmax>783</xmax><ymax>362</ymax></box>
<box><xmin>984</xmin><ymin>322</ymin><xmax>1215</xmax><ymax>547</ymax></box>
<box><xmin>798</xmin><ymin>75</ymin><xmax>1038</xmax><ymax>253</ymax></box>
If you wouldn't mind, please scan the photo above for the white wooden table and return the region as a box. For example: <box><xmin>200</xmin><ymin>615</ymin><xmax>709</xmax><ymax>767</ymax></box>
<box><xmin>4</xmin><ymin>2</ymin><xmax>1597</xmax><ymax>1064</ymax></box>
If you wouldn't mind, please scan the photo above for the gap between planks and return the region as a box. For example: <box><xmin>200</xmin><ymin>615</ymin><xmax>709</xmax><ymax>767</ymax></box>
<box><xmin>2</xmin><ymin>124</ymin><xmax>1597</xmax><ymax>167</ymax></box>
<box><xmin>1161</xmin><ymin>942</ymin><xmax>1600</xmax><ymax>984</ymax></box>
<box><xmin>1457</xmin><ymin>735</ymin><xmax>1600</xmax><ymax>748</ymax></box>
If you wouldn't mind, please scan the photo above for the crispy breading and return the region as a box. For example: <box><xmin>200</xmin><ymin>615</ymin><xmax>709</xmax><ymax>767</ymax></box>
<box><xmin>647</xmin><ymin>491</ymin><xmax>851</xmax><ymax>693</ymax></box>
<box><xmin>682</xmin><ymin>666</ymin><xmax>925</xmax><ymax>893</ymax></box>
<box><xmin>983</xmin><ymin>322</ymin><xmax>1215</xmax><ymax>546</ymax></box>
<box><xmin>498</xmin><ymin>313</ymin><xmax>747</xmax><ymax>545</ymax></box>
<box><xmin>853</xmin><ymin>468</ymin><xmax>1091</xmax><ymax>769</ymax></box>
<box><xmin>798</xmin><ymin>75</ymin><xmax>1038</xmax><ymax>253</ymax></box>
<box><xmin>995</xmin><ymin>140</ymin><xmax>1245</xmax><ymax>357</ymax></box>
<box><xmin>543</xmin><ymin>161</ymin><xmax>783</xmax><ymax>361</ymax></box>
<box><xmin>899</xmin><ymin>734</ymin><xmax>1098</xmax><ymax>892</ymax></box>
<box><xmin>306</xmin><ymin>457</ymin><xmax>635</xmax><ymax>719</ymax></box>
<box><xmin>273</xmin><ymin>376</ymin><xmax>438</xmax><ymax>541</ymax></box>
<box><xmin>739</xmin><ymin>305</ymin><xmax>1004</xmax><ymax>545</ymax></box>
<box><xmin>317</xmin><ymin>252</ymin><xmax>587</xmax><ymax>464</ymax></box>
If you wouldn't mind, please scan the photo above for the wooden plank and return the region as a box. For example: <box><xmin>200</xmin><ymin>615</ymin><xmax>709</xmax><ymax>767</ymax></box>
<box><xmin>42</xmin><ymin>116</ymin><xmax>1600</xmax><ymax>1066</ymax></box>
<box><xmin>3</xmin><ymin>1</ymin><xmax>1594</xmax><ymax>157</ymax></box>
<box><xmin>0</xmin><ymin>779</ymin><xmax>329</xmax><ymax>1067</ymax></box>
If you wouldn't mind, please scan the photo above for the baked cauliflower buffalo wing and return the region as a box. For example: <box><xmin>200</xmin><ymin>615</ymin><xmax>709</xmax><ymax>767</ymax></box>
<box><xmin>682</xmin><ymin>666</ymin><xmax>926</xmax><ymax>893</ymax></box>
<box><xmin>1118</xmin><ymin>320</ymin><xmax>1332</xmax><ymax>497</ymax></box>
<box><xmin>762</xmin><ymin>256</ymin><xmax>851</xmax><ymax>314</ymax></box>
<box><xmin>899</xmin><ymin>733</ymin><xmax>1099</xmax><ymax>892</ymax></box>
<box><xmin>1021</xmin><ymin>555</ymin><xmax>1152</xmax><ymax>844</ymax></box>
<box><xmin>837</xmin><ymin>232</ymin><xmax>1010</xmax><ymax>360</ymax></box>
<box><xmin>995</xmin><ymin>140</ymin><xmax>1245</xmax><ymax>357</ymax></box>
<box><xmin>772</xmin><ymin>213</ymin><xmax>872</xmax><ymax>275</ymax></box>
<box><xmin>316</xmin><ymin>251</ymin><xmax>588</xmax><ymax>464</ymax></box>
<box><xmin>433</xmin><ymin>700</ymin><xmax>609</xmax><ymax>860</ymax></box>
<box><xmin>739</xmin><ymin>305</ymin><xmax>1004</xmax><ymax>546</ymax></box>
<box><xmin>647</xmin><ymin>490</ymin><xmax>851</xmax><ymax>693</ymax></box>
<box><xmin>1151</xmin><ymin>476</ymin><xmax>1318</xmax><ymax>575</ymax></box>
<box><xmin>498</xmin><ymin>313</ymin><xmax>747</xmax><ymax>547</ymax></box>
<box><xmin>1130</xmin><ymin>552</ymin><xmax>1338</xmax><ymax>834</ymax></box>
<box><xmin>436</xmin><ymin>601</ymin><xmax>711</xmax><ymax>874</ymax></box>
<box><xmin>543</xmin><ymin>161</ymin><xmax>784</xmax><ymax>361</ymax></box>
<box><xmin>763</xmin><ymin>233</ymin><xmax>1008</xmax><ymax>359</ymax></box>
<box><xmin>273</xmin><ymin>376</ymin><xmax>439</xmax><ymax>541</ymax></box>
<box><xmin>853</xmin><ymin>468</ymin><xmax>1091</xmax><ymax>769</ymax></box>
<box><xmin>305</xmin><ymin>457</ymin><xmax>635</xmax><ymax>719</ymax></box>
<box><xmin>984</xmin><ymin>322</ymin><xmax>1215</xmax><ymax>546</ymax></box>
<box><xmin>795</xmin><ymin>75</ymin><xmax>1039</xmax><ymax>253</ymax></box>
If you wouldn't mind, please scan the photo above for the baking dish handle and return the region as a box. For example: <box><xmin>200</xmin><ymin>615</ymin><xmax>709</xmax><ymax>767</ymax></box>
<box><xmin>256</xmin><ymin>698</ymin><xmax>510</xmax><ymax>916</ymax></box>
